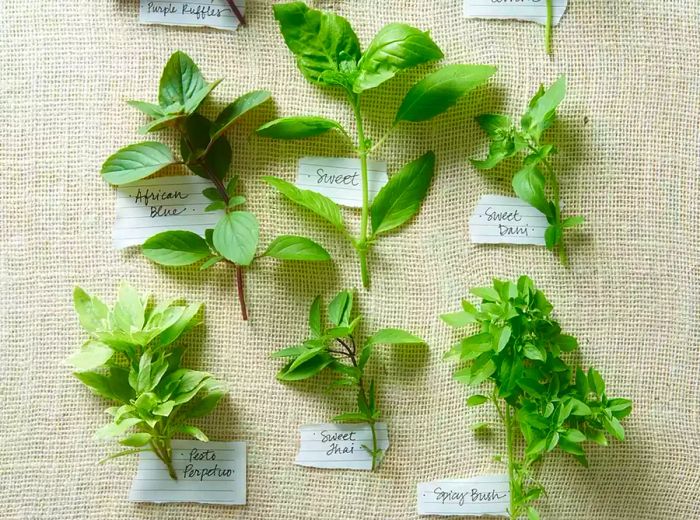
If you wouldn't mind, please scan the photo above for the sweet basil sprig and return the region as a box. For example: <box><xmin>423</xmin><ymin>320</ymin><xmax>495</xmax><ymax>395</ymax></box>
<box><xmin>272</xmin><ymin>290</ymin><xmax>425</xmax><ymax>470</ymax></box>
<box><xmin>471</xmin><ymin>76</ymin><xmax>582</xmax><ymax>265</ymax></box>
<box><xmin>258</xmin><ymin>2</ymin><xmax>496</xmax><ymax>288</ymax></box>
<box><xmin>68</xmin><ymin>283</ymin><xmax>226</xmax><ymax>480</ymax></box>
<box><xmin>101</xmin><ymin>51</ymin><xmax>330</xmax><ymax>320</ymax></box>
<box><xmin>442</xmin><ymin>277</ymin><xmax>632</xmax><ymax>519</ymax></box>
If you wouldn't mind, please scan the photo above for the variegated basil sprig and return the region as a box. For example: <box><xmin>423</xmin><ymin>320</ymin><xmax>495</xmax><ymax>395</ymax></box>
<box><xmin>101</xmin><ymin>51</ymin><xmax>330</xmax><ymax>320</ymax></box>
<box><xmin>258</xmin><ymin>2</ymin><xmax>496</xmax><ymax>288</ymax></box>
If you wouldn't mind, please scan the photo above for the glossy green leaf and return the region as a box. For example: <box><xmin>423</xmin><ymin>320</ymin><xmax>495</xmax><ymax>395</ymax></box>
<box><xmin>263</xmin><ymin>176</ymin><xmax>345</xmax><ymax>233</ymax></box>
<box><xmin>467</xmin><ymin>394</ymin><xmax>489</xmax><ymax>406</ymax></box>
<box><xmin>370</xmin><ymin>151</ymin><xmax>435</xmax><ymax>236</ymax></box>
<box><xmin>354</xmin><ymin>23</ymin><xmax>443</xmax><ymax>92</ymax></box>
<box><xmin>365</xmin><ymin>328</ymin><xmax>423</xmax><ymax>347</ymax></box>
<box><xmin>68</xmin><ymin>341</ymin><xmax>113</xmax><ymax>371</ymax></box>
<box><xmin>212</xmin><ymin>211</ymin><xmax>259</xmax><ymax>266</ymax></box>
<box><xmin>142</xmin><ymin>231</ymin><xmax>211</xmax><ymax>266</ymax></box>
<box><xmin>158</xmin><ymin>51</ymin><xmax>208</xmax><ymax>109</ymax></box>
<box><xmin>101</xmin><ymin>142</ymin><xmax>175</xmax><ymax>185</ymax></box>
<box><xmin>256</xmin><ymin>116</ymin><xmax>345</xmax><ymax>140</ymax></box>
<box><xmin>211</xmin><ymin>90</ymin><xmax>272</xmax><ymax>141</ymax></box>
<box><xmin>263</xmin><ymin>235</ymin><xmax>331</xmax><ymax>261</ymax></box>
<box><xmin>512</xmin><ymin>164</ymin><xmax>549</xmax><ymax>215</ymax></box>
<box><xmin>394</xmin><ymin>64</ymin><xmax>497</xmax><ymax>123</ymax></box>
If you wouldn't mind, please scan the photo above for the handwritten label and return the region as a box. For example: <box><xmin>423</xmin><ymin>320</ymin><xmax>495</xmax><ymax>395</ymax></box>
<box><xmin>112</xmin><ymin>176</ymin><xmax>224</xmax><ymax>249</ymax></box>
<box><xmin>296</xmin><ymin>157</ymin><xmax>388</xmax><ymax>208</ymax></box>
<box><xmin>139</xmin><ymin>0</ymin><xmax>245</xmax><ymax>31</ymax></box>
<box><xmin>463</xmin><ymin>0</ymin><xmax>568</xmax><ymax>25</ymax></box>
<box><xmin>295</xmin><ymin>423</ymin><xmax>389</xmax><ymax>470</ymax></box>
<box><xmin>469</xmin><ymin>194</ymin><xmax>548</xmax><ymax>245</ymax></box>
<box><xmin>417</xmin><ymin>475</ymin><xmax>510</xmax><ymax>516</ymax></box>
<box><xmin>128</xmin><ymin>440</ymin><xmax>246</xmax><ymax>504</ymax></box>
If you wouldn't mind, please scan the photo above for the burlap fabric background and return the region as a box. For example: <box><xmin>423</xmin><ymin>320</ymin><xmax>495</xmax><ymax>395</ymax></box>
<box><xmin>1</xmin><ymin>0</ymin><xmax>698</xmax><ymax>518</ymax></box>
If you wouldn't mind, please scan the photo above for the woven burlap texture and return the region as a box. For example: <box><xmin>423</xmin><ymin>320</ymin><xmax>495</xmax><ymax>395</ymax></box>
<box><xmin>1</xmin><ymin>0</ymin><xmax>698</xmax><ymax>518</ymax></box>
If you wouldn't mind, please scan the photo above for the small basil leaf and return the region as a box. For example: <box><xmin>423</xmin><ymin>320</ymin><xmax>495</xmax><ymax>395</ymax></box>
<box><xmin>101</xmin><ymin>142</ymin><xmax>175</xmax><ymax>185</ymax></box>
<box><xmin>212</xmin><ymin>211</ymin><xmax>259</xmax><ymax>266</ymax></box>
<box><xmin>262</xmin><ymin>235</ymin><xmax>331</xmax><ymax>261</ymax></box>
<box><xmin>256</xmin><ymin>116</ymin><xmax>345</xmax><ymax>140</ymax></box>
<box><xmin>142</xmin><ymin>230</ymin><xmax>211</xmax><ymax>266</ymax></box>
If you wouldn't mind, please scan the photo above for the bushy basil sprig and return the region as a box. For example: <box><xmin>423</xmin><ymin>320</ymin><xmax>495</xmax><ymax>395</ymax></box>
<box><xmin>442</xmin><ymin>276</ymin><xmax>632</xmax><ymax>519</ymax></box>
<box><xmin>68</xmin><ymin>283</ymin><xmax>226</xmax><ymax>480</ymax></box>
<box><xmin>101</xmin><ymin>51</ymin><xmax>331</xmax><ymax>320</ymax></box>
<box><xmin>472</xmin><ymin>76</ymin><xmax>583</xmax><ymax>265</ymax></box>
<box><xmin>258</xmin><ymin>2</ymin><xmax>496</xmax><ymax>288</ymax></box>
<box><xmin>272</xmin><ymin>290</ymin><xmax>425</xmax><ymax>470</ymax></box>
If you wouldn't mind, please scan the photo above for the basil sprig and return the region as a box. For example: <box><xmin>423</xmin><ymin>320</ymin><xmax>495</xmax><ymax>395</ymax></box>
<box><xmin>258</xmin><ymin>2</ymin><xmax>496</xmax><ymax>288</ymax></box>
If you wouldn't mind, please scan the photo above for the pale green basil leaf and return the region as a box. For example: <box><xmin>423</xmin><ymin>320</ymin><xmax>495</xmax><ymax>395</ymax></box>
<box><xmin>158</xmin><ymin>51</ymin><xmax>208</xmax><ymax>108</ymax></box>
<box><xmin>175</xmin><ymin>424</ymin><xmax>209</xmax><ymax>442</ymax></box>
<box><xmin>512</xmin><ymin>164</ymin><xmax>549</xmax><ymax>215</ymax></box>
<box><xmin>142</xmin><ymin>230</ymin><xmax>211</xmax><ymax>266</ymax></box>
<box><xmin>68</xmin><ymin>341</ymin><xmax>113</xmax><ymax>371</ymax></box>
<box><xmin>127</xmin><ymin>100</ymin><xmax>164</xmax><ymax>118</ymax></box>
<box><xmin>73</xmin><ymin>287</ymin><xmax>110</xmax><ymax>333</ymax></box>
<box><xmin>158</xmin><ymin>302</ymin><xmax>203</xmax><ymax>346</ymax></box>
<box><xmin>152</xmin><ymin>401</ymin><xmax>176</xmax><ymax>417</ymax></box>
<box><xmin>256</xmin><ymin>116</ymin><xmax>344</xmax><ymax>140</ymax></box>
<box><xmin>263</xmin><ymin>235</ymin><xmax>330</xmax><ymax>261</ymax></box>
<box><xmin>440</xmin><ymin>310</ymin><xmax>477</xmax><ymax>328</ymax></box>
<box><xmin>521</xmin><ymin>75</ymin><xmax>566</xmax><ymax>140</ymax></box>
<box><xmin>354</xmin><ymin>23</ymin><xmax>443</xmax><ymax>92</ymax></box>
<box><xmin>210</xmin><ymin>89</ymin><xmax>272</xmax><ymax>141</ymax></box>
<box><xmin>114</xmin><ymin>282</ymin><xmax>146</xmax><ymax>331</ymax></box>
<box><xmin>328</xmin><ymin>290</ymin><xmax>353</xmax><ymax>327</ymax></box>
<box><xmin>467</xmin><ymin>394</ymin><xmax>489</xmax><ymax>407</ymax></box>
<box><xmin>365</xmin><ymin>328</ymin><xmax>424</xmax><ymax>347</ymax></box>
<box><xmin>394</xmin><ymin>64</ymin><xmax>497</xmax><ymax>123</ymax></box>
<box><xmin>263</xmin><ymin>176</ymin><xmax>346</xmax><ymax>233</ymax></box>
<box><xmin>119</xmin><ymin>432</ymin><xmax>152</xmax><ymax>447</ymax></box>
<box><xmin>272</xmin><ymin>2</ymin><xmax>361</xmax><ymax>85</ymax></box>
<box><xmin>213</xmin><ymin>211</ymin><xmax>259</xmax><ymax>266</ymax></box>
<box><xmin>94</xmin><ymin>417</ymin><xmax>142</xmax><ymax>440</ymax></box>
<box><xmin>370</xmin><ymin>151</ymin><xmax>435</xmax><ymax>236</ymax></box>
<box><xmin>185</xmin><ymin>388</ymin><xmax>227</xmax><ymax>418</ymax></box>
<box><xmin>562</xmin><ymin>215</ymin><xmax>585</xmax><ymax>228</ymax></box>
<box><xmin>101</xmin><ymin>142</ymin><xmax>175</xmax><ymax>185</ymax></box>
<box><xmin>308</xmin><ymin>296</ymin><xmax>322</xmax><ymax>337</ymax></box>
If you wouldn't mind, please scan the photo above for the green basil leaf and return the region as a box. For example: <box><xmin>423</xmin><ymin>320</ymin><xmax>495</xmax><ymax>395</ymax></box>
<box><xmin>212</xmin><ymin>211</ymin><xmax>259</xmax><ymax>266</ymax></box>
<box><xmin>175</xmin><ymin>424</ymin><xmax>209</xmax><ymax>442</ymax></box>
<box><xmin>119</xmin><ymin>432</ymin><xmax>152</xmax><ymax>447</ymax></box>
<box><xmin>101</xmin><ymin>142</ymin><xmax>175</xmax><ymax>185</ymax></box>
<box><xmin>440</xmin><ymin>310</ymin><xmax>477</xmax><ymax>328</ymax></box>
<box><xmin>184</xmin><ymin>79</ymin><xmax>222</xmax><ymax>114</ymax></box>
<box><xmin>272</xmin><ymin>2</ymin><xmax>361</xmax><ymax>85</ymax></box>
<box><xmin>158</xmin><ymin>302</ymin><xmax>203</xmax><ymax>346</ymax></box>
<box><xmin>263</xmin><ymin>176</ymin><xmax>346</xmax><ymax>233</ymax></box>
<box><xmin>138</xmin><ymin>114</ymin><xmax>185</xmax><ymax>134</ymax></box>
<box><xmin>210</xmin><ymin>89</ymin><xmax>272</xmax><ymax>141</ymax></box>
<box><xmin>467</xmin><ymin>394</ymin><xmax>489</xmax><ymax>407</ymax></box>
<box><xmin>94</xmin><ymin>417</ymin><xmax>143</xmax><ymax>440</ymax></box>
<box><xmin>512</xmin><ymin>164</ymin><xmax>549</xmax><ymax>215</ymax></box>
<box><xmin>263</xmin><ymin>235</ymin><xmax>331</xmax><ymax>261</ymax></box>
<box><xmin>73</xmin><ymin>287</ymin><xmax>110</xmax><ymax>333</ymax></box>
<box><xmin>308</xmin><ymin>296</ymin><xmax>322</xmax><ymax>337</ymax></box>
<box><xmin>328</xmin><ymin>290</ymin><xmax>353</xmax><ymax>327</ymax></box>
<box><xmin>185</xmin><ymin>389</ymin><xmax>226</xmax><ymax>418</ymax></box>
<box><xmin>353</xmin><ymin>23</ymin><xmax>443</xmax><ymax>92</ymax></box>
<box><xmin>68</xmin><ymin>341</ymin><xmax>114</xmax><ymax>371</ymax></box>
<box><xmin>370</xmin><ymin>151</ymin><xmax>435</xmax><ymax>236</ymax></box>
<box><xmin>475</xmin><ymin>114</ymin><xmax>512</xmax><ymax>137</ymax></box>
<box><xmin>544</xmin><ymin>224</ymin><xmax>562</xmax><ymax>250</ymax></box>
<box><xmin>394</xmin><ymin>64</ymin><xmax>497</xmax><ymax>123</ymax></box>
<box><xmin>127</xmin><ymin>100</ymin><xmax>165</xmax><ymax>118</ymax></box>
<box><xmin>142</xmin><ymin>230</ymin><xmax>211</xmax><ymax>266</ymax></box>
<box><xmin>522</xmin><ymin>75</ymin><xmax>566</xmax><ymax>141</ymax></box>
<box><xmin>158</xmin><ymin>51</ymin><xmax>208</xmax><ymax>109</ymax></box>
<box><xmin>277</xmin><ymin>353</ymin><xmax>333</xmax><ymax>381</ymax></box>
<box><xmin>365</xmin><ymin>328</ymin><xmax>424</xmax><ymax>347</ymax></box>
<box><xmin>256</xmin><ymin>116</ymin><xmax>345</xmax><ymax>140</ymax></box>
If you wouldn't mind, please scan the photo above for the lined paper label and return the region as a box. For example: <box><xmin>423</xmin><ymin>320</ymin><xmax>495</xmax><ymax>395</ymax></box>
<box><xmin>295</xmin><ymin>423</ymin><xmax>389</xmax><ymax>470</ymax></box>
<box><xmin>469</xmin><ymin>194</ymin><xmax>548</xmax><ymax>245</ymax></box>
<box><xmin>463</xmin><ymin>0</ymin><xmax>568</xmax><ymax>25</ymax></box>
<box><xmin>296</xmin><ymin>157</ymin><xmax>388</xmax><ymax>208</ymax></box>
<box><xmin>112</xmin><ymin>176</ymin><xmax>224</xmax><ymax>249</ymax></box>
<box><xmin>417</xmin><ymin>475</ymin><xmax>510</xmax><ymax>516</ymax></box>
<box><xmin>139</xmin><ymin>0</ymin><xmax>245</xmax><ymax>31</ymax></box>
<box><xmin>128</xmin><ymin>440</ymin><xmax>246</xmax><ymax>504</ymax></box>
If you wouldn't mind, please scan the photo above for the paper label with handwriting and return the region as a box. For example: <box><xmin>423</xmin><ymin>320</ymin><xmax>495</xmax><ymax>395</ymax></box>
<box><xmin>463</xmin><ymin>0</ymin><xmax>568</xmax><ymax>26</ymax></box>
<box><xmin>112</xmin><ymin>176</ymin><xmax>224</xmax><ymax>249</ymax></box>
<box><xmin>469</xmin><ymin>194</ymin><xmax>548</xmax><ymax>245</ymax></box>
<box><xmin>139</xmin><ymin>0</ymin><xmax>245</xmax><ymax>31</ymax></box>
<box><xmin>295</xmin><ymin>423</ymin><xmax>389</xmax><ymax>470</ymax></box>
<box><xmin>296</xmin><ymin>157</ymin><xmax>388</xmax><ymax>208</ymax></box>
<box><xmin>417</xmin><ymin>474</ymin><xmax>510</xmax><ymax>516</ymax></box>
<box><xmin>128</xmin><ymin>440</ymin><xmax>246</xmax><ymax>504</ymax></box>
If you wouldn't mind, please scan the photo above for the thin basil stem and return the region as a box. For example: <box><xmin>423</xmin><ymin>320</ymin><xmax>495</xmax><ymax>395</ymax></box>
<box><xmin>348</xmin><ymin>93</ymin><xmax>371</xmax><ymax>288</ymax></box>
<box><xmin>545</xmin><ymin>0</ymin><xmax>553</xmax><ymax>55</ymax></box>
<box><xmin>504</xmin><ymin>403</ymin><xmax>517</xmax><ymax>519</ymax></box>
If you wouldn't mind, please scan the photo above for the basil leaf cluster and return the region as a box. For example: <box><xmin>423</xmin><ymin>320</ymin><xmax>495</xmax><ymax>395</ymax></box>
<box><xmin>272</xmin><ymin>290</ymin><xmax>425</xmax><ymax>470</ymax></box>
<box><xmin>442</xmin><ymin>276</ymin><xmax>632</xmax><ymax>519</ymax></box>
<box><xmin>68</xmin><ymin>282</ymin><xmax>226</xmax><ymax>479</ymax></box>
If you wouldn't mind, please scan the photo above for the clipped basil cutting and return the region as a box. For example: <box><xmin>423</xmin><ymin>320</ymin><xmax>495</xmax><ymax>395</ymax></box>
<box><xmin>272</xmin><ymin>290</ymin><xmax>425</xmax><ymax>470</ymax></box>
<box><xmin>259</xmin><ymin>2</ymin><xmax>496</xmax><ymax>288</ymax></box>
<box><xmin>69</xmin><ymin>282</ymin><xmax>227</xmax><ymax>480</ymax></box>
<box><xmin>101</xmin><ymin>51</ymin><xmax>330</xmax><ymax>320</ymax></box>
<box><xmin>442</xmin><ymin>276</ymin><xmax>632</xmax><ymax>519</ymax></box>
<box><xmin>471</xmin><ymin>76</ymin><xmax>582</xmax><ymax>265</ymax></box>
